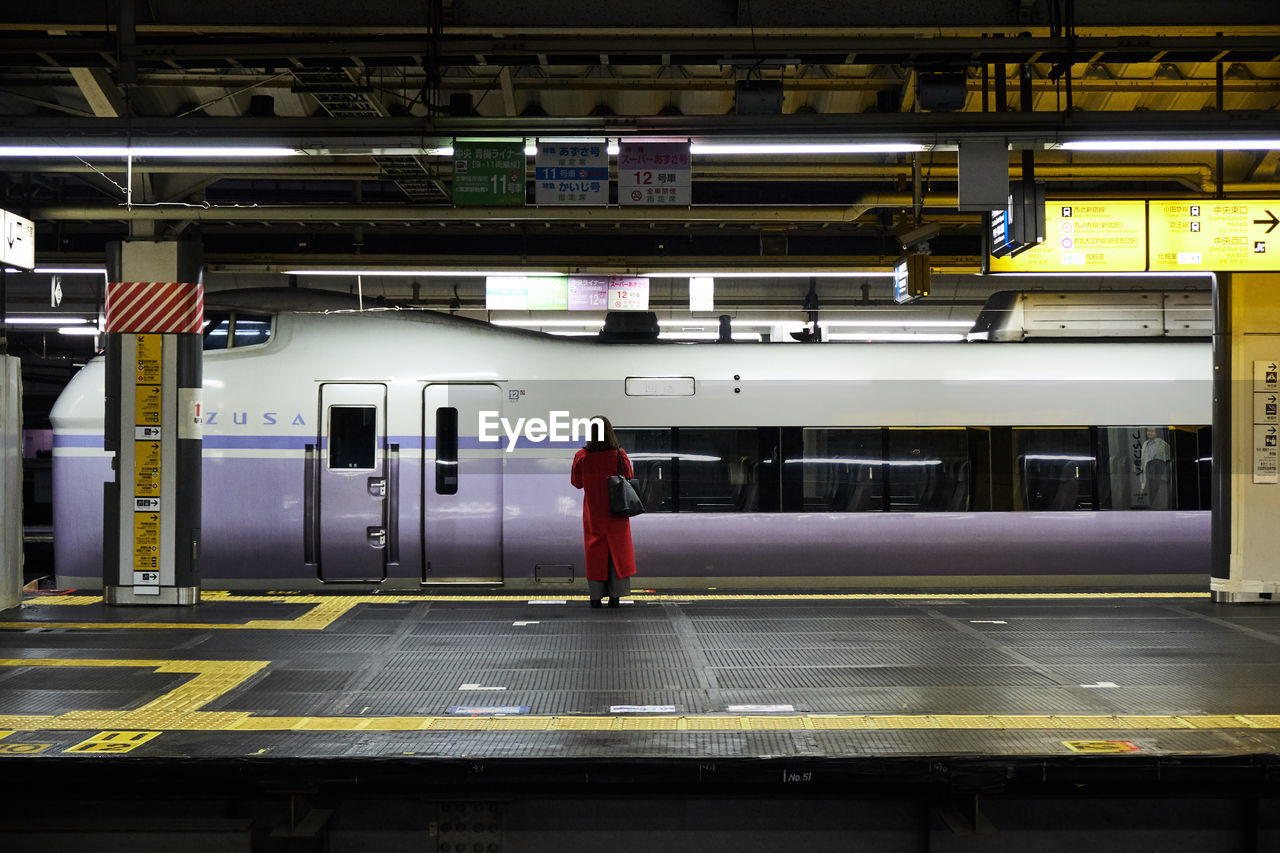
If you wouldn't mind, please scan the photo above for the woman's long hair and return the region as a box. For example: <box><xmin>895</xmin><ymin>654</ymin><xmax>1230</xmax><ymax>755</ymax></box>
<box><xmin>585</xmin><ymin>415</ymin><xmax>620</xmax><ymax>452</ymax></box>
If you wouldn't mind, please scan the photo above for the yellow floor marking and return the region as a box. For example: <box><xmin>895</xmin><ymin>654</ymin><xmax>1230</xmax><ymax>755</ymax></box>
<box><xmin>1</xmin><ymin>590</ymin><xmax>1208</xmax><ymax>632</ymax></box>
<box><xmin>0</xmin><ymin>657</ymin><xmax>1277</xmax><ymax>736</ymax></box>
<box><xmin>65</xmin><ymin>730</ymin><xmax>162</xmax><ymax>753</ymax></box>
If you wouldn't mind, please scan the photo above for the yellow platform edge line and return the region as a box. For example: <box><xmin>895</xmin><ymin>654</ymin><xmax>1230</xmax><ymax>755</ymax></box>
<box><xmin>3</xmin><ymin>590</ymin><xmax>1209</xmax><ymax>632</ymax></box>
<box><xmin>0</xmin><ymin>658</ymin><xmax>1278</xmax><ymax>736</ymax></box>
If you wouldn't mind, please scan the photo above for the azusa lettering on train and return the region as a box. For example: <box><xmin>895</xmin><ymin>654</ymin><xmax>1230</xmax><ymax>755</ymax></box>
<box><xmin>203</xmin><ymin>412</ymin><xmax>306</xmax><ymax>426</ymax></box>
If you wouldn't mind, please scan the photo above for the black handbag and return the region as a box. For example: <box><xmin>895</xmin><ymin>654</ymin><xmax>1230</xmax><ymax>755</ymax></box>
<box><xmin>607</xmin><ymin>450</ymin><xmax>645</xmax><ymax>518</ymax></box>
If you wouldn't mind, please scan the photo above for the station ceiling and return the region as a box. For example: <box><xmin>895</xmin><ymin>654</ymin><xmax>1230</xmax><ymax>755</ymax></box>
<box><xmin>0</xmin><ymin>1</ymin><xmax>1275</xmax><ymax>274</ymax></box>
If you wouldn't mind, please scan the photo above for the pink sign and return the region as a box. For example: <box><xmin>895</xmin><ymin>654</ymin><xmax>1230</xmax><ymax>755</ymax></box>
<box><xmin>567</xmin><ymin>276</ymin><xmax>609</xmax><ymax>310</ymax></box>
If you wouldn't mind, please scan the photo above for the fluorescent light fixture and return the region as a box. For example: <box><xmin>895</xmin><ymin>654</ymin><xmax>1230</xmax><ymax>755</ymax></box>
<box><xmin>524</xmin><ymin>143</ymin><xmax>537</xmax><ymax>156</ymax></box>
<box><xmin>607</xmin><ymin>142</ymin><xmax>620</xmax><ymax>156</ymax></box>
<box><xmin>690</xmin><ymin>142</ymin><xmax>927</xmax><ymax>155</ymax></box>
<box><xmin>0</xmin><ymin>145</ymin><xmax>299</xmax><ymax>158</ymax></box>
<box><xmin>58</xmin><ymin>326</ymin><xmax>101</xmax><ymax>336</ymax></box>
<box><xmin>491</xmin><ymin>318</ymin><xmax>602</xmax><ymax>328</ymax></box>
<box><xmin>283</xmin><ymin>269</ymin><xmax>567</xmax><ymax>277</ymax></box>
<box><xmin>826</xmin><ymin>332</ymin><xmax>966</xmax><ymax>342</ymax></box>
<box><xmin>4</xmin><ymin>267</ymin><xmax>108</xmax><ymax>275</ymax></box>
<box><xmin>6</xmin><ymin>316</ymin><xmax>88</xmax><ymax>325</ymax></box>
<box><xmin>1058</xmin><ymin>139</ymin><xmax>1280</xmax><ymax>151</ymax></box>
<box><xmin>657</xmin><ymin>331</ymin><xmax>762</xmax><ymax>341</ymax></box>
<box><xmin>644</xmin><ymin>271</ymin><xmax>895</xmax><ymax>278</ymax></box>
<box><xmin>822</xmin><ymin>319</ymin><xmax>974</xmax><ymax>329</ymax></box>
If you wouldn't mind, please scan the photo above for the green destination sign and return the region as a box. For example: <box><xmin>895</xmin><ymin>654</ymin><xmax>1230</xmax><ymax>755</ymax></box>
<box><xmin>452</xmin><ymin>141</ymin><xmax>526</xmax><ymax>206</ymax></box>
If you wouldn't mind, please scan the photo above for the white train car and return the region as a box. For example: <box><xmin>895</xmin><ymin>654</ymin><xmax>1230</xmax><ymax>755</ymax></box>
<box><xmin>50</xmin><ymin>290</ymin><xmax>1212</xmax><ymax>591</ymax></box>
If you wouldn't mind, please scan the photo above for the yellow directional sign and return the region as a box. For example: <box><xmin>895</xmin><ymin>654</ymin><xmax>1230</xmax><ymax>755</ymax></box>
<box><xmin>989</xmin><ymin>201</ymin><xmax>1147</xmax><ymax>272</ymax></box>
<box><xmin>133</xmin><ymin>441</ymin><xmax>161</xmax><ymax>495</ymax></box>
<box><xmin>135</xmin><ymin>334</ymin><xmax>162</xmax><ymax>384</ymax></box>
<box><xmin>1149</xmin><ymin>200</ymin><xmax>1280</xmax><ymax>271</ymax></box>
<box><xmin>134</xmin><ymin>384</ymin><xmax>162</xmax><ymax>426</ymax></box>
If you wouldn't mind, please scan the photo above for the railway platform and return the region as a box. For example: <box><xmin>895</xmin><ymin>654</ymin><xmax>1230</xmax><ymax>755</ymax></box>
<box><xmin>4</xmin><ymin>588</ymin><xmax>1280</xmax><ymax>850</ymax></box>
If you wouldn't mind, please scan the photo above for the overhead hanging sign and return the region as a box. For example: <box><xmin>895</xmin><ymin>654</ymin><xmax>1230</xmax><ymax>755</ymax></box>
<box><xmin>989</xmin><ymin>201</ymin><xmax>1147</xmax><ymax>272</ymax></box>
<box><xmin>568</xmin><ymin>276</ymin><xmax>610</xmax><ymax>311</ymax></box>
<box><xmin>484</xmin><ymin>276</ymin><xmax>569</xmax><ymax>310</ymax></box>
<box><xmin>452</xmin><ymin>141</ymin><xmax>526</xmax><ymax>206</ymax></box>
<box><xmin>535</xmin><ymin>140</ymin><xmax>609</xmax><ymax>205</ymax></box>
<box><xmin>618</xmin><ymin>142</ymin><xmax>692</xmax><ymax>206</ymax></box>
<box><xmin>608</xmin><ymin>277</ymin><xmax>650</xmax><ymax>311</ymax></box>
<box><xmin>1150</xmin><ymin>200</ymin><xmax>1280</xmax><ymax>271</ymax></box>
<box><xmin>0</xmin><ymin>208</ymin><xmax>34</xmax><ymax>270</ymax></box>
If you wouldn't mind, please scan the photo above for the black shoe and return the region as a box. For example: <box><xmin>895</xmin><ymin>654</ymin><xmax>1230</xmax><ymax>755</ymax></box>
<box><xmin>590</xmin><ymin>599</ymin><xmax>602</xmax><ymax>609</ymax></box>
<box><xmin>607</xmin><ymin>597</ymin><xmax>621</xmax><ymax>608</ymax></box>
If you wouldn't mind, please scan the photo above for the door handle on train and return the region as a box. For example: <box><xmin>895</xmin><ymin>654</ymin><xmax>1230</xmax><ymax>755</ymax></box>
<box><xmin>366</xmin><ymin>527</ymin><xmax>386</xmax><ymax>549</ymax></box>
<box><xmin>367</xmin><ymin>477</ymin><xmax>386</xmax><ymax>498</ymax></box>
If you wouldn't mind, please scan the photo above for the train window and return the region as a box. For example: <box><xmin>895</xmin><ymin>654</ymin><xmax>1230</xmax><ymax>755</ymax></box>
<box><xmin>231</xmin><ymin>314</ymin><xmax>272</xmax><ymax>348</ymax></box>
<box><xmin>798</xmin><ymin>428</ymin><xmax>884</xmax><ymax>512</ymax></box>
<box><xmin>328</xmin><ymin>406</ymin><xmax>377</xmax><ymax>470</ymax></box>
<box><xmin>203</xmin><ymin>314</ymin><xmax>231</xmax><ymax>350</ymax></box>
<box><xmin>1013</xmin><ymin>428</ymin><xmax>1095</xmax><ymax>511</ymax></box>
<box><xmin>887</xmin><ymin>429</ymin><xmax>971</xmax><ymax>512</ymax></box>
<box><xmin>613</xmin><ymin>428</ymin><xmax>673</xmax><ymax>512</ymax></box>
<box><xmin>676</xmin><ymin>428</ymin><xmax>760</xmax><ymax>512</ymax></box>
<box><xmin>435</xmin><ymin>407</ymin><xmax>458</xmax><ymax>495</ymax></box>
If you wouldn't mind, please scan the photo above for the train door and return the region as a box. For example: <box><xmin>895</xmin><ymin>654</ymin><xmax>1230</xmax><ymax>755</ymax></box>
<box><xmin>422</xmin><ymin>383</ymin><xmax>503</xmax><ymax>583</ymax></box>
<box><xmin>313</xmin><ymin>383</ymin><xmax>390</xmax><ymax>582</ymax></box>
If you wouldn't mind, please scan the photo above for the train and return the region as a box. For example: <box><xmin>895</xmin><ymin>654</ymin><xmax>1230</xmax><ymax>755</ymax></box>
<box><xmin>50</xmin><ymin>288</ymin><xmax>1213</xmax><ymax>591</ymax></box>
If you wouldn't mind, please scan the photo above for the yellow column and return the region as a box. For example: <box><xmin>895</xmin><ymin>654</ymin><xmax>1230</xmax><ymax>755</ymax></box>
<box><xmin>1212</xmin><ymin>272</ymin><xmax>1280</xmax><ymax>602</ymax></box>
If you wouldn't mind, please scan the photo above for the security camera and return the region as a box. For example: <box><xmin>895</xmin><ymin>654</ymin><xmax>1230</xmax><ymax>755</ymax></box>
<box><xmin>896</xmin><ymin>222</ymin><xmax>942</xmax><ymax>253</ymax></box>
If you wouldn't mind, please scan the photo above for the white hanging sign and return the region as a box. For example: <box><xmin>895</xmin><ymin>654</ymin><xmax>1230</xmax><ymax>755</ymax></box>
<box><xmin>1</xmin><ymin>209</ymin><xmax>34</xmax><ymax>270</ymax></box>
<box><xmin>618</xmin><ymin>142</ymin><xmax>692</xmax><ymax>206</ymax></box>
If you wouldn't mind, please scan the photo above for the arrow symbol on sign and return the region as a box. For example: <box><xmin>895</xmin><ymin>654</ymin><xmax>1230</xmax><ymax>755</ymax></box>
<box><xmin>1270</xmin><ymin>426</ymin><xmax>1277</xmax><ymax>436</ymax></box>
<box><xmin>1256</xmin><ymin>210</ymin><xmax>1280</xmax><ymax>234</ymax></box>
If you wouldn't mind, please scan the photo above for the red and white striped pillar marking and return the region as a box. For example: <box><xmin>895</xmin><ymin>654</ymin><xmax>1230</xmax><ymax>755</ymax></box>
<box><xmin>105</xmin><ymin>281</ymin><xmax>203</xmax><ymax>334</ymax></box>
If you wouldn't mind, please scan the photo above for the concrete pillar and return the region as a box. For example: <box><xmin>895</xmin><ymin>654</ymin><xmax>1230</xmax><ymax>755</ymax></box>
<box><xmin>102</xmin><ymin>241</ymin><xmax>203</xmax><ymax>605</ymax></box>
<box><xmin>0</xmin><ymin>357</ymin><xmax>22</xmax><ymax>611</ymax></box>
<box><xmin>1211</xmin><ymin>272</ymin><xmax>1280</xmax><ymax>602</ymax></box>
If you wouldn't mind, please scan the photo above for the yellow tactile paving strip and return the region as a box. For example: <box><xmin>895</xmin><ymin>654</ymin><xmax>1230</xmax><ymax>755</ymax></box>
<box><xmin>4</xmin><ymin>590</ymin><xmax>1208</xmax><ymax>632</ymax></box>
<box><xmin>2</xmin><ymin>590</ymin><xmax>1261</xmax><ymax>738</ymax></box>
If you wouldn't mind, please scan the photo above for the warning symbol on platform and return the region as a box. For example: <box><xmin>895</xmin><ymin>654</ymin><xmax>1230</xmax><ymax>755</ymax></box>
<box><xmin>1062</xmin><ymin>740</ymin><xmax>1141</xmax><ymax>754</ymax></box>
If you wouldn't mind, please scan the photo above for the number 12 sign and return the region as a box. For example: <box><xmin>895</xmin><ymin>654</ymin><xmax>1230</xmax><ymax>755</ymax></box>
<box><xmin>618</xmin><ymin>142</ymin><xmax>691</xmax><ymax>206</ymax></box>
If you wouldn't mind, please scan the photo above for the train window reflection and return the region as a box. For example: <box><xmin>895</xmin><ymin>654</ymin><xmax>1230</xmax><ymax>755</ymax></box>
<box><xmin>677</xmin><ymin>428</ymin><xmax>759</xmax><ymax>512</ymax></box>
<box><xmin>231</xmin><ymin>314</ymin><xmax>272</xmax><ymax>348</ymax></box>
<box><xmin>328</xmin><ymin>406</ymin><xmax>377</xmax><ymax>470</ymax></box>
<box><xmin>435</xmin><ymin>407</ymin><xmax>458</xmax><ymax>495</ymax></box>
<box><xmin>1014</xmin><ymin>428</ymin><xmax>1094</xmax><ymax>510</ymax></box>
<box><xmin>800</xmin><ymin>428</ymin><xmax>883</xmax><ymax>511</ymax></box>
<box><xmin>887</xmin><ymin>429</ymin><xmax>970</xmax><ymax>511</ymax></box>
<box><xmin>202</xmin><ymin>314</ymin><xmax>230</xmax><ymax>350</ymax></box>
<box><xmin>613</xmin><ymin>428</ymin><xmax>673</xmax><ymax>512</ymax></box>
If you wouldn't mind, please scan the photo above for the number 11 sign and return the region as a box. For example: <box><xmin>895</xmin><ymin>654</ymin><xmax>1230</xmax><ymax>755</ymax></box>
<box><xmin>451</xmin><ymin>141</ymin><xmax>526</xmax><ymax>206</ymax></box>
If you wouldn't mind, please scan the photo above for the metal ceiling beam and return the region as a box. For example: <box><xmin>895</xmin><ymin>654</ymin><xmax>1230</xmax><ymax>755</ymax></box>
<box><xmin>7</xmin><ymin>72</ymin><xmax>1280</xmax><ymax>95</ymax></box>
<box><xmin>26</xmin><ymin>203</ymin><xmax>907</xmax><ymax>223</ymax></box>
<box><xmin>69</xmin><ymin>67</ymin><xmax>126</xmax><ymax>117</ymax></box>
<box><xmin>1</xmin><ymin>34</ymin><xmax>1278</xmax><ymax>68</ymax></box>
<box><xmin>3</xmin><ymin>108</ymin><xmax>1278</xmax><ymax>145</ymax></box>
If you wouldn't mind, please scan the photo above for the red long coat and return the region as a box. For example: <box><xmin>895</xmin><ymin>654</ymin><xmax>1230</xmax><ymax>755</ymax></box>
<box><xmin>570</xmin><ymin>448</ymin><xmax>638</xmax><ymax>581</ymax></box>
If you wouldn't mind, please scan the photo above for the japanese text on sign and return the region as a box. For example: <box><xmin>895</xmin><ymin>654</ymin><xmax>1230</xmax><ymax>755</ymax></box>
<box><xmin>1150</xmin><ymin>201</ymin><xmax>1280</xmax><ymax>271</ymax></box>
<box><xmin>618</xmin><ymin>142</ymin><xmax>692</xmax><ymax>206</ymax></box>
<box><xmin>989</xmin><ymin>201</ymin><xmax>1146</xmax><ymax>272</ymax></box>
<box><xmin>535</xmin><ymin>140</ymin><xmax>609</xmax><ymax>205</ymax></box>
<box><xmin>452</xmin><ymin>141</ymin><xmax>526</xmax><ymax>206</ymax></box>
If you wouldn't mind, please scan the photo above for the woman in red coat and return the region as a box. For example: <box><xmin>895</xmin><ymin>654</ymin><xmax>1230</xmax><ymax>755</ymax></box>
<box><xmin>570</xmin><ymin>416</ymin><xmax>638</xmax><ymax>608</ymax></box>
